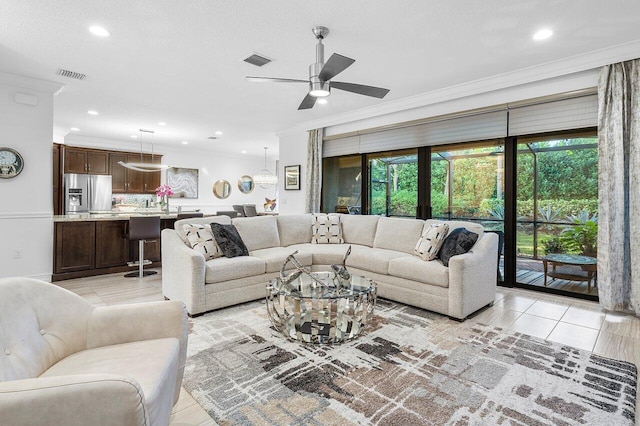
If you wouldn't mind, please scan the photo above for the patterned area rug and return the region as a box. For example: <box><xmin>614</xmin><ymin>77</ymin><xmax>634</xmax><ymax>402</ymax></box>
<box><xmin>183</xmin><ymin>299</ymin><xmax>637</xmax><ymax>425</ymax></box>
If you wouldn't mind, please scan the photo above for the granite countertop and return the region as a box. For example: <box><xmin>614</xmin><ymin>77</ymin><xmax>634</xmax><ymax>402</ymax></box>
<box><xmin>53</xmin><ymin>212</ymin><xmax>180</xmax><ymax>222</ymax></box>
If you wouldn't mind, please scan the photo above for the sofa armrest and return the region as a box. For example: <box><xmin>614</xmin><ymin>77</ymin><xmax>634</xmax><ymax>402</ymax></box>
<box><xmin>161</xmin><ymin>228</ymin><xmax>207</xmax><ymax>315</ymax></box>
<box><xmin>0</xmin><ymin>374</ymin><xmax>149</xmax><ymax>426</ymax></box>
<box><xmin>447</xmin><ymin>232</ymin><xmax>499</xmax><ymax>319</ymax></box>
<box><xmin>86</xmin><ymin>300</ymin><xmax>188</xmax><ymax>404</ymax></box>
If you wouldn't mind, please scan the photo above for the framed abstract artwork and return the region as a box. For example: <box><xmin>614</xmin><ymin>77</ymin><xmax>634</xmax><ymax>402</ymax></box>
<box><xmin>167</xmin><ymin>167</ymin><xmax>199</xmax><ymax>198</ymax></box>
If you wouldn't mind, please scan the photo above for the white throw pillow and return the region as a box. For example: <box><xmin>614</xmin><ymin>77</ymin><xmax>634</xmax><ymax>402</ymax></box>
<box><xmin>414</xmin><ymin>223</ymin><xmax>450</xmax><ymax>261</ymax></box>
<box><xmin>311</xmin><ymin>214</ymin><xmax>344</xmax><ymax>244</ymax></box>
<box><xmin>183</xmin><ymin>224</ymin><xmax>223</xmax><ymax>260</ymax></box>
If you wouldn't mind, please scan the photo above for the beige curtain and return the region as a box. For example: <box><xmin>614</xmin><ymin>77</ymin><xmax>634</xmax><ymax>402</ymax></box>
<box><xmin>597</xmin><ymin>58</ymin><xmax>640</xmax><ymax>313</ymax></box>
<box><xmin>305</xmin><ymin>128</ymin><xmax>323</xmax><ymax>213</ymax></box>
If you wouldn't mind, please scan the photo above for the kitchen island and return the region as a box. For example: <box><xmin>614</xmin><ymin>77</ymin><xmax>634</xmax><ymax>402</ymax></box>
<box><xmin>52</xmin><ymin>212</ymin><xmax>184</xmax><ymax>281</ymax></box>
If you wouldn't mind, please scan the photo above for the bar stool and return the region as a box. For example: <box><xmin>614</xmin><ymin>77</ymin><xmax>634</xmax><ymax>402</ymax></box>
<box><xmin>176</xmin><ymin>212</ymin><xmax>204</xmax><ymax>220</ymax></box>
<box><xmin>232</xmin><ymin>205</ymin><xmax>246</xmax><ymax>217</ymax></box>
<box><xmin>243</xmin><ymin>204</ymin><xmax>258</xmax><ymax>217</ymax></box>
<box><xmin>125</xmin><ymin>216</ymin><xmax>161</xmax><ymax>278</ymax></box>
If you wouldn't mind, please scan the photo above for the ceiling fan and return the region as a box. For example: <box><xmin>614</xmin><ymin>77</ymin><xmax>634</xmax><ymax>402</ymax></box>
<box><xmin>246</xmin><ymin>26</ymin><xmax>390</xmax><ymax>110</ymax></box>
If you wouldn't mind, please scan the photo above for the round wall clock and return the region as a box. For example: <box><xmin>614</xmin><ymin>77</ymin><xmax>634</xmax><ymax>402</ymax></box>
<box><xmin>0</xmin><ymin>147</ymin><xmax>24</xmax><ymax>179</ymax></box>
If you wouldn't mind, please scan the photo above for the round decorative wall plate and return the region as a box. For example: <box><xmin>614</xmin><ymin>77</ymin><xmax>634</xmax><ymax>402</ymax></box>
<box><xmin>0</xmin><ymin>147</ymin><xmax>24</xmax><ymax>179</ymax></box>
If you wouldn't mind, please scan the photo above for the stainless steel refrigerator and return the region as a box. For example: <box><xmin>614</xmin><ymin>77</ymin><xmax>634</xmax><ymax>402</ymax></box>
<box><xmin>64</xmin><ymin>174</ymin><xmax>113</xmax><ymax>213</ymax></box>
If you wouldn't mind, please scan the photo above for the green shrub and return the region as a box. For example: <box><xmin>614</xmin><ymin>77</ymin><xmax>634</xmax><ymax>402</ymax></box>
<box><xmin>542</xmin><ymin>237</ymin><xmax>565</xmax><ymax>255</ymax></box>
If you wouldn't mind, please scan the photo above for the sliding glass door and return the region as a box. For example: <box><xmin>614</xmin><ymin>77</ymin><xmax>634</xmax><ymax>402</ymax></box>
<box><xmin>321</xmin><ymin>155</ymin><xmax>362</xmax><ymax>214</ymax></box>
<box><xmin>367</xmin><ymin>150</ymin><xmax>418</xmax><ymax>217</ymax></box>
<box><xmin>515</xmin><ymin>132</ymin><xmax>598</xmax><ymax>297</ymax></box>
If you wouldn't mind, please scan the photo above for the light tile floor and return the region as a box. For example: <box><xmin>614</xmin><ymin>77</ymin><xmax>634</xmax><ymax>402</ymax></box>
<box><xmin>55</xmin><ymin>270</ymin><xmax>640</xmax><ymax>426</ymax></box>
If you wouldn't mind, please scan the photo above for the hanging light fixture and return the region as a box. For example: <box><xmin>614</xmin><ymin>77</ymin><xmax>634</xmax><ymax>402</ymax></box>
<box><xmin>118</xmin><ymin>129</ymin><xmax>170</xmax><ymax>172</ymax></box>
<box><xmin>253</xmin><ymin>146</ymin><xmax>278</xmax><ymax>188</ymax></box>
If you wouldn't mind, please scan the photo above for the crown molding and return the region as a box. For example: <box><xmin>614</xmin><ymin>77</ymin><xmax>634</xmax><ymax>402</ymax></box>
<box><xmin>0</xmin><ymin>71</ymin><xmax>64</xmax><ymax>94</ymax></box>
<box><xmin>277</xmin><ymin>38</ymin><xmax>640</xmax><ymax>137</ymax></box>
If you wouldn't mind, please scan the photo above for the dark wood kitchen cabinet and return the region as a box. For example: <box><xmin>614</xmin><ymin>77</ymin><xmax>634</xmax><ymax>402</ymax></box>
<box><xmin>53</xmin><ymin>218</ymin><xmax>173</xmax><ymax>281</ymax></box>
<box><xmin>54</xmin><ymin>222</ymin><xmax>96</xmax><ymax>273</ymax></box>
<box><xmin>109</xmin><ymin>153</ymin><xmax>160</xmax><ymax>194</ymax></box>
<box><xmin>95</xmin><ymin>221</ymin><xmax>129</xmax><ymax>268</ymax></box>
<box><xmin>63</xmin><ymin>147</ymin><xmax>109</xmax><ymax>175</ymax></box>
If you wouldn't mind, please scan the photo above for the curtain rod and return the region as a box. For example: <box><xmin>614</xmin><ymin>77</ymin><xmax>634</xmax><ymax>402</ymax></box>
<box><xmin>323</xmin><ymin>88</ymin><xmax>597</xmax><ymax>142</ymax></box>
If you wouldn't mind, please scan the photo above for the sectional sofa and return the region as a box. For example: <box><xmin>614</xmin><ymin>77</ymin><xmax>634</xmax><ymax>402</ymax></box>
<box><xmin>161</xmin><ymin>214</ymin><xmax>499</xmax><ymax>320</ymax></box>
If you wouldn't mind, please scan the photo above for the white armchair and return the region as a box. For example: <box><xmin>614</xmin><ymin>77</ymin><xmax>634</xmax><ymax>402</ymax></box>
<box><xmin>0</xmin><ymin>277</ymin><xmax>188</xmax><ymax>426</ymax></box>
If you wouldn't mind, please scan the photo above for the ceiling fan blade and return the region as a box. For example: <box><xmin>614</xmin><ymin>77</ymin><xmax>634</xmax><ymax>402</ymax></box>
<box><xmin>318</xmin><ymin>54</ymin><xmax>355</xmax><ymax>81</ymax></box>
<box><xmin>246</xmin><ymin>76</ymin><xmax>309</xmax><ymax>83</ymax></box>
<box><xmin>298</xmin><ymin>93</ymin><xmax>317</xmax><ymax>110</ymax></box>
<box><xmin>331</xmin><ymin>81</ymin><xmax>390</xmax><ymax>98</ymax></box>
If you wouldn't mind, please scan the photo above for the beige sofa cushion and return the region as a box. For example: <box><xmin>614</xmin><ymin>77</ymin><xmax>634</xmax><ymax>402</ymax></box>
<box><xmin>414</xmin><ymin>222</ymin><xmax>449</xmax><ymax>260</ymax></box>
<box><xmin>204</xmin><ymin>256</ymin><xmax>266</xmax><ymax>284</ymax></box>
<box><xmin>288</xmin><ymin>243</ymin><xmax>353</xmax><ymax>266</ymax></box>
<box><xmin>174</xmin><ymin>216</ymin><xmax>232</xmax><ymax>245</ymax></box>
<box><xmin>346</xmin><ymin>247</ymin><xmax>412</xmax><ymax>275</ymax></box>
<box><xmin>40</xmin><ymin>338</ymin><xmax>179</xmax><ymax>426</ymax></box>
<box><xmin>277</xmin><ymin>214</ymin><xmax>313</xmax><ymax>247</ymax></box>
<box><xmin>373</xmin><ymin>217</ymin><xmax>425</xmax><ymax>254</ymax></box>
<box><xmin>232</xmin><ymin>216</ymin><xmax>280</xmax><ymax>251</ymax></box>
<box><xmin>312</xmin><ymin>214</ymin><xmax>344</xmax><ymax>244</ymax></box>
<box><xmin>251</xmin><ymin>247</ymin><xmax>312</xmax><ymax>273</ymax></box>
<box><xmin>340</xmin><ymin>214</ymin><xmax>380</xmax><ymax>247</ymax></box>
<box><xmin>388</xmin><ymin>256</ymin><xmax>449</xmax><ymax>288</ymax></box>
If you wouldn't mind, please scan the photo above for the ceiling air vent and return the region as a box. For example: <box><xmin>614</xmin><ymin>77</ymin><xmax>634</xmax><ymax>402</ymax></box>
<box><xmin>243</xmin><ymin>53</ymin><xmax>272</xmax><ymax>67</ymax></box>
<box><xmin>207</xmin><ymin>136</ymin><xmax>218</xmax><ymax>140</ymax></box>
<box><xmin>56</xmin><ymin>68</ymin><xmax>87</xmax><ymax>80</ymax></box>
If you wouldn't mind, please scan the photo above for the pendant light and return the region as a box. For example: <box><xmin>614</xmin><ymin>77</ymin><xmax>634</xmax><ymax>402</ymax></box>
<box><xmin>253</xmin><ymin>147</ymin><xmax>278</xmax><ymax>188</ymax></box>
<box><xmin>118</xmin><ymin>129</ymin><xmax>170</xmax><ymax>172</ymax></box>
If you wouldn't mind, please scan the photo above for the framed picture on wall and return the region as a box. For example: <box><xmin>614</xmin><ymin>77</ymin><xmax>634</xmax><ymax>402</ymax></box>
<box><xmin>166</xmin><ymin>167</ymin><xmax>199</xmax><ymax>198</ymax></box>
<box><xmin>284</xmin><ymin>165</ymin><xmax>300</xmax><ymax>190</ymax></box>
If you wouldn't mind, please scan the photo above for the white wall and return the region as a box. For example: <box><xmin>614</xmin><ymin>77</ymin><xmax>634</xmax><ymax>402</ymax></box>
<box><xmin>161</xmin><ymin>147</ymin><xmax>278</xmax><ymax>214</ymax></box>
<box><xmin>0</xmin><ymin>72</ymin><xmax>62</xmax><ymax>280</ymax></box>
<box><xmin>277</xmin><ymin>130</ymin><xmax>308</xmax><ymax>215</ymax></box>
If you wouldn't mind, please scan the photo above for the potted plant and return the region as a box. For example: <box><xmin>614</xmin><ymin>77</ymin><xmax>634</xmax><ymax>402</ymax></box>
<box><xmin>560</xmin><ymin>220</ymin><xmax>597</xmax><ymax>257</ymax></box>
<box><xmin>542</xmin><ymin>236</ymin><xmax>565</xmax><ymax>255</ymax></box>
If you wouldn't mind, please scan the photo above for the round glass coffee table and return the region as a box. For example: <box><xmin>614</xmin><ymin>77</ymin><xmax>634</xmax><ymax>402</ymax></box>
<box><xmin>266</xmin><ymin>272</ymin><xmax>376</xmax><ymax>344</ymax></box>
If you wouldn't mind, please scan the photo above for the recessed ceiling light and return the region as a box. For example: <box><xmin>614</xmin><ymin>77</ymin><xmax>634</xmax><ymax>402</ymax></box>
<box><xmin>533</xmin><ymin>28</ymin><xmax>553</xmax><ymax>41</ymax></box>
<box><xmin>89</xmin><ymin>26</ymin><xmax>110</xmax><ymax>37</ymax></box>
<box><xmin>130</xmin><ymin>135</ymin><xmax>138</xmax><ymax>139</ymax></box>
<box><xmin>158</xmin><ymin>122</ymin><xmax>166</xmax><ymax>126</ymax></box>
<box><xmin>70</xmin><ymin>127</ymin><xmax>80</xmax><ymax>131</ymax></box>
<box><xmin>215</xmin><ymin>131</ymin><xmax>223</xmax><ymax>135</ymax></box>
<box><xmin>87</xmin><ymin>110</ymin><xmax>98</xmax><ymax>115</ymax></box>
<box><xmin>317</xmin><ymin>98</ymin><xmax>328</xmax><ymax>105</ymax></box>
<box><xmin>181</xmin><ymin>141</ymin><xmax>189</xmax><ymax>145</ymax></box>
<box><xmin>241</xmin><ymin>150</ymin><xmax>247</xmax><ymax>154</ymax></box>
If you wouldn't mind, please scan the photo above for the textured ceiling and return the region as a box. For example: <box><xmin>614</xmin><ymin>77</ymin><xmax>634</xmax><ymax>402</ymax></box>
<box><xmin>1</xmin><ymin>0</ymin><xmax>640</xmax><ymax>156</ymax></box>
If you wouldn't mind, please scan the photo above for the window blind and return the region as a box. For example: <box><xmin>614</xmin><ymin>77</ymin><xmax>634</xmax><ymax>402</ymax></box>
<box><xmin>323</xmin><ymin>93</ymin><xmax>597</xmax><ymax>157</ymax></box>
<box><xmin>508</xmin><ymin>94</ymin><xmax>597</xmax><ymax>136</ymax></box>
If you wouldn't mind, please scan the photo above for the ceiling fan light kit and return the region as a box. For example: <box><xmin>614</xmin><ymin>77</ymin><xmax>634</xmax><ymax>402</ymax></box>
<box><xmin>246</xmin><ymin>26</ymin><xmax>389</xmax><ymax>110</ymax></box>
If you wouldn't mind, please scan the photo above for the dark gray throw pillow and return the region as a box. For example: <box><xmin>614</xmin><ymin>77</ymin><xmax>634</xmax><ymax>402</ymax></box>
<box><xmin>438</xmin><ymin>227</ymin><xmax>478</xmax><ymax>267</ymax></box>
<box><xmin>210</xmin><ymin>223</ymin><xmax>249</xmax><ymax>258</ymax></box>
